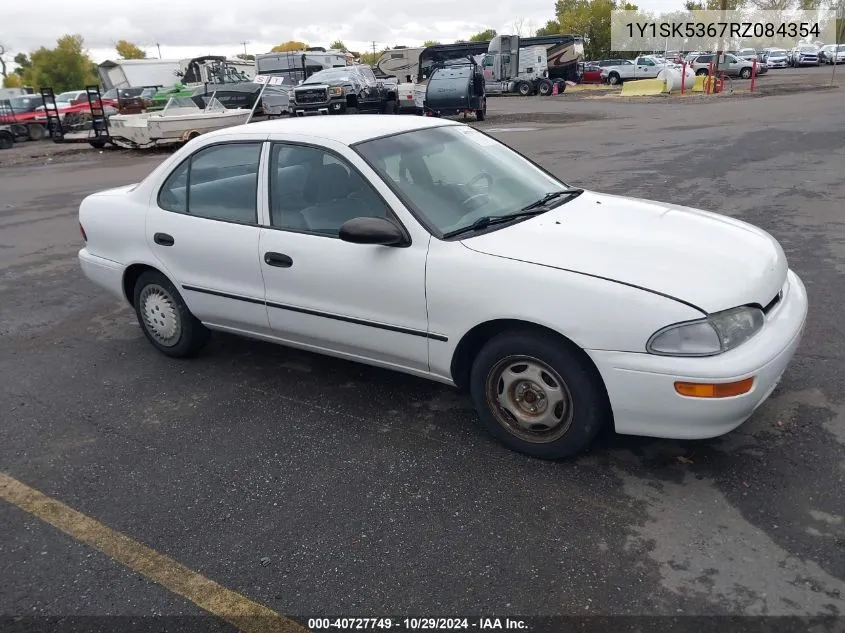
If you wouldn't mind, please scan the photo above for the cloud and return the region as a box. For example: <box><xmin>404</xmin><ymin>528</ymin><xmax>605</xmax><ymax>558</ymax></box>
<box><xmin>2</xmin><ymin>0</ymin><xmax>560</xmax><ymax>58</ymax></box>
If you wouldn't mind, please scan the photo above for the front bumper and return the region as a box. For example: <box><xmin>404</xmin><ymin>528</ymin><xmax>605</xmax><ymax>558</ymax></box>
<box><xmin>587</xmin><ymin>269</ymin><xmax>808</xmax><ymax>440</ymax></box>
<box><xmin>293</xmin><ymin>99</ymin><xmax>346</xmax><ymax>115</ymax></box>
<box><xmin>767</xmin><ymin>60</ymin><xmax>787</xmax><ymax>67</ymax></box>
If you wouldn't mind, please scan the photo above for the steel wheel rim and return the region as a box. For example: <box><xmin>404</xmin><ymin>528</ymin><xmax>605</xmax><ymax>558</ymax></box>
<box><xmin>484</xmin><ymin>355</ymin><xmax>574</xmax><ymax>444</ymax></box>
<box><xmin>139</xmin><ymin>284</ymin><xmax>181</xmax><ymax>347</ymax></box>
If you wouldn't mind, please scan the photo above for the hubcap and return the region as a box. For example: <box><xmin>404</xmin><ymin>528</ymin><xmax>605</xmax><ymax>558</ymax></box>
<box><xmin>485</xmin><ymin>356</ymin><xmax>574</xmax><ymax>444</ymax></box>
<box><xmin>139</xmin><ymin>284</ymin><xmax>181</xmax><ymax>346</ymax></box>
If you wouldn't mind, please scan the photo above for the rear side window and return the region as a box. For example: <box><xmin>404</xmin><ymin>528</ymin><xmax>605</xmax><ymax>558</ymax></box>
<box><xmin>157</xmin><ymin>142</ymin><xmax>262</xmax><ymax>224</ymax></box>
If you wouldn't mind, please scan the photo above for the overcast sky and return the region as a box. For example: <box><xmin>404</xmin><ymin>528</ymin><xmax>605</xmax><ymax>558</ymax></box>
<box><xmin>2</xmin><ymin>0</ymin><xmax>676</xmax><ymax>64</ymax></box>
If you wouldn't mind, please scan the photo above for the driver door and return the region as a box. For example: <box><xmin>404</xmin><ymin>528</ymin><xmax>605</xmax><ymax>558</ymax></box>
<box><xmin>259</xmin><ymin>140</ymin><xmax>432</xmax><ymax>372</ymax></box>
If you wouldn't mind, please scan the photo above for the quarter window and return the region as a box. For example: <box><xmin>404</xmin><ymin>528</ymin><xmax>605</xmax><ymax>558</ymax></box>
<box><xmin>157</xmin><ymin>142</ymin><xmax>262</xmax><ymax>224</ymax></box>
<box><xmin>268</xmin><ymin>144</ymin><xmax>391</xmax><ymax>237</ymax></box>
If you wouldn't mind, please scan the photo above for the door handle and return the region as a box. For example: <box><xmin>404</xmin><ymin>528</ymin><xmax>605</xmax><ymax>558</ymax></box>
<box><xmin>264</xmin><ymin>252</ymin><xmax>293</xmax><ymax>268</ymax></box>
<box><xmin>154</xmin><ymin>232</ymin><xmax>174</xmax><ymax>246</ymax></box>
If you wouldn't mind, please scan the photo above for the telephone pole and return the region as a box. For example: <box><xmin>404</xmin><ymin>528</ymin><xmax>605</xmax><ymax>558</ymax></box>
<box><xmin>155</xmin><ymin>43</ymin><xmax>162</xmax><ymax>59</ymax></box>
<box><xmin>240</xmin><ymin>41</ymin><xmax>249</xmax><ymax>55</ymax></box>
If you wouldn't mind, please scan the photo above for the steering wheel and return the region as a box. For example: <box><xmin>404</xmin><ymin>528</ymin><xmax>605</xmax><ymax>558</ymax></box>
<box><xmin>467</xmin><ymin>172</ymin><xmax>493</xmax><ymax>191</ymax></box>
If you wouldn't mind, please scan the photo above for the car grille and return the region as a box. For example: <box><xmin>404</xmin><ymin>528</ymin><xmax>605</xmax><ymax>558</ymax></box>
<box><xmin>295</xmin><ymin>88</ymin><xmax>329</xmax><ymax>104</ymax></box>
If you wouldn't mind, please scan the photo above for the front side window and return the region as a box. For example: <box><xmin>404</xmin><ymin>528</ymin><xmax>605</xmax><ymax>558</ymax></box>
<box><xmin>354</xmin><ymin>125</ymin><xmax>571</xmax><ymax>237</ymax></box>
<box><xmin>268</xmin><ymin>144</ymin><xmax>391</xmax><ymax>237</ymax></box>
<box><xmin>157</xmin><ymin>142</ymin><xmax>261</xmax><ymax>223</ymax></box>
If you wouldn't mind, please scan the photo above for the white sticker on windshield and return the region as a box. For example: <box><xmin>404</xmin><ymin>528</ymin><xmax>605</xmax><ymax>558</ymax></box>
<box><xmin>454</xmin><ymin>126</ymin><xmax>498</xmax><ymax>147</ymax></box>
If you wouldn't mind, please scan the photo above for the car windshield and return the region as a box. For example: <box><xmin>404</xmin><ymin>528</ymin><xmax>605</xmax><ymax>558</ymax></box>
<box><xmin>354</xmin><ymin>125</ymin><xmax>576</xmax><ymax>238</ymax></box>
<box><xmin>7</xmin><ymin>96</ymin><xmax>41</xmax><ymax>112</ymax></box>
<box><xmin>56</xmin><ymin>92</ymin><xmax>78</xmax><ymax>102</ymax></box>
<box><xmin>304</xmin><ymin>68</ymin><xmax>353</xmax><ymax>84</ymax></box>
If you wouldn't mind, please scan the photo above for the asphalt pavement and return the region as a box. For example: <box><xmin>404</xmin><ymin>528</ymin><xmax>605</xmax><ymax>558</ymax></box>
<box><xmin>1</xmin><ymin>84</ymin><xmax>844</xmax><ymax>625</ymax></box>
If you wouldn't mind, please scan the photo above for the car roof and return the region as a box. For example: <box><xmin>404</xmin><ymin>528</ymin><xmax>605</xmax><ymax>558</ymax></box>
<box><xmin>213</xmin><ymin>115</ymin><xmax>460</xmax><ymax>146</ymax></box>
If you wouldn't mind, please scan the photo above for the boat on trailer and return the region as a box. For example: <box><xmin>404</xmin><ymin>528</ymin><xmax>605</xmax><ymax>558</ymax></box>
<box><xmin>107</xmin><ymin>95</ymin><xmax>251</xmax><ymax>148</ymax></box>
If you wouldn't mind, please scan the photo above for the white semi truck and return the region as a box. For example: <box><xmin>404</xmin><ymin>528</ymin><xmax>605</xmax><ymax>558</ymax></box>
<box><xmin>479</xmin><ymin>36</ymin><xmax>555</xmax><ymax>96</ymax></box>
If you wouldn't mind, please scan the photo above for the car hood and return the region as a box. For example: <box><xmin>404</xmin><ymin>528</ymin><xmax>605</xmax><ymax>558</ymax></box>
<box><xmin>460</xmin><ymin>190</ymin><xmax>787</xmax><ymax>314</ymax></box>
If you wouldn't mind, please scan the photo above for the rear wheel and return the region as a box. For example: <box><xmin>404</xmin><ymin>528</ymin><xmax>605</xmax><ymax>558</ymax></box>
<box><xmin>607</xmin><ymin>72</ymin><xmax>621</xmax><ymax>85</ymax></box>
<box><xmin>133</xmin><ymin>270</ymin><xmax>210</xmax><ymax>358</ymax></box>
<box><xmin>516</xmin><ymin>81</ymin><xmax>532</xmax><ymax>96</ymax></box>
<box><xmin>476</xmin><ymin>98</ymin><xmax>486</xmax><ymax>121</ymax></box>
<box><xmin>27</xmin><ymin>124</ymin><xmax>45</xmax><ymax>141</ymax></box>
<box><xmin>537</xmin><ymin>79</ymin><xmax>553</xmax><ymax>96</ymax></box>
<box><xmin>740</xmin><ymin>67</ymin><xmax>752</xmax><ymax>79</ymax></box>
<box><xmin>469</xmin><ymin>330</ymin><xmax>610</xmax><ymax>460</ymax></box>
<box><xmin>696</xmin><ymin>68</ymin><xmax>709</xmax><ymax>76</ymax></box>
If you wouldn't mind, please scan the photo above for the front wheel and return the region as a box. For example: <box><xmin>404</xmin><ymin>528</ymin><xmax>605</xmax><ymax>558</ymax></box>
<box><xmin>133</xmin><ymin>270</ymin><xmax>210</xmax><ymax>358</ymax></box>
<box><xmin>696</xmin><ymin>69</ymin><xmax>709</xmax><ymax>76</ymax></box>
<box><xmin>0</xmin><ymin>130</ymin><xmax>13</xmax><ymax>150</ymax></box>
<box><xmin>516</xmin><ymin>81</ymin><xmax>532</xmax><ymax>96</ymax></box>
<box><xmin>469</xmin><ymin>330</ymin><xmax>610</xmax><ymax>460</ymax></box>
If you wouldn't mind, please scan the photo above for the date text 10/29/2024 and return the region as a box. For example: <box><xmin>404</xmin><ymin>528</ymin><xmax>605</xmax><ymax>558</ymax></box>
<box><xmin>308</xmin><ymin>618</ymin><xmax>528</xmax><ymax>630</ymax></box>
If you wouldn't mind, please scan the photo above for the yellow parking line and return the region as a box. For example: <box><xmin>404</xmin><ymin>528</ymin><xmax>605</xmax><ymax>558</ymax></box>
<box><xmin>0</xmin><ymin>472</ymin><xmax>308</xmax><ymax>633</ymax></box>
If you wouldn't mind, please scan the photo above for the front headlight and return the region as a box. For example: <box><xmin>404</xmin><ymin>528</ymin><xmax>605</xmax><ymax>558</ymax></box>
<box><xmin>329</xmin><ymin>87</ymin><xmax>344</xmax><ymax>96</ymax></box>
<box><xmin>647</xmin><ymin>306</ymin><xmax>765</xmax><ymax>357</ymax></box>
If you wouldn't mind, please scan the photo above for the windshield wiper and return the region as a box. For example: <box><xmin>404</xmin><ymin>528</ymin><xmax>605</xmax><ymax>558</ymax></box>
<box><xmin>520</xmin><ymin>188</ymin><xmax>584</xmax><ymax>211</ymax></box>
<box><xmin>442</xmin><ymin>209</ymin><xmax>549</xmax><ymax>239</ymax></box>
<box><xmin>442</xmin><ymin>189</ymin><xmax>584</xmax><ymax>239</ymax></box>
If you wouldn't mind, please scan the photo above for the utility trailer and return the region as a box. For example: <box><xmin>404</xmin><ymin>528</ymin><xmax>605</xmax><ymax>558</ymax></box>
<box><xmin>39</xmin><ymin>86</ymin><xmax>114</xmax><ymax>148</ymax></box>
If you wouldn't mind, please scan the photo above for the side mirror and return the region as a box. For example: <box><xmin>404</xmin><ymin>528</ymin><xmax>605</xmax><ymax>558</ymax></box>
<box><xmin>338</xmin><ymin>217</ymin><xmax>408</xmax><ymax>247</ymax></box>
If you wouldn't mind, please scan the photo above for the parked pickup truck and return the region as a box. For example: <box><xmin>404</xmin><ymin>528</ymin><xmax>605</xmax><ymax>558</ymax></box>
<box><xmin>600</xmin><ymin>56</ymin><xmax>669</xmax><ymax>85</ymax></box>
<box><xmin>292</xmin><ymin>64</ymin><xmax>398</xmax><ymax>116</ymax></box>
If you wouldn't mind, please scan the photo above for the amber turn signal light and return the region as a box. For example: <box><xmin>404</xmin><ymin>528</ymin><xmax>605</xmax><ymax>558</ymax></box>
<box><xmin>674</xmin><ymin>377</ymin><xmax>754</xmax><ymax>398</ymax></box>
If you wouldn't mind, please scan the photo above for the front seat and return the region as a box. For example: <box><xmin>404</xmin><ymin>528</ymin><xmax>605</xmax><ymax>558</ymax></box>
<box><xmin>300</xmin><ymin>163</ymin><xmax>370</xmax><ymax>235</ymax></box>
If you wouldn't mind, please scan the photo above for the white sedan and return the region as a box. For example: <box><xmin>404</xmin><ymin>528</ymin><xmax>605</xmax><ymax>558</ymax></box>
<box><xmin>78</xmin><ymin>115</ymin><xmax>808</xmax><ymax>460</ymax></box>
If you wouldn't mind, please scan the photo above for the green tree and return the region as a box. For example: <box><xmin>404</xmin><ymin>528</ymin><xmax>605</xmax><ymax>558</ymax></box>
<box><xmin>469</xmin><ymin>29</ymin><xmax>498</xmax><ymax>41</ymax></box>
<box><xmin>115</xmin><ymin>40</ymin><xmax>146</xmax><ymax>59</ymax></box>
<box><xmin>17</xmin><ymin>35</ymin><xmax>98</xmax><ymax>91</ymax></box>
<box><xmin>423</xmin><ymin>40</ymin><xmax>441</xmax><ymax>46</ymax></box>
<box><xmin>271</xmin><ymin>41</ymin><xmax>308</xmax><ymax>52</ymax></box>
<box><xmin>235</xmin><ymin>53</ymin><xmax>255</xmax><ymax>60</ymax></box>
<box><xmin>552</xmin><ymin>0</ymin><xmax>639</xmax><ymax>59</ymax></box>
<box><xmin>13</xmin><ymin>52</ymin><xmax>31</xmax><ymax>78</ymax></box>
<box><xmin>329</xmin><ymin>40</ymin><xmax>348</xmax><ymax>51</ymax></box>
<box><xmin>3</xmin><ymin>73</ymin><xmax>22</xmax><ymax>88</ymax></box>
<box><xmin>535</xmin><ymin>19</ymin><xmax>562</xmax><ymax>35</ymax></box>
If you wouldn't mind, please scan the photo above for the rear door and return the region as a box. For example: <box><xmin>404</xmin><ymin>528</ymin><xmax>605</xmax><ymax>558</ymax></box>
<box><xmin>147</xmin><ymin>137</ymin><xmax>270</xmax><ymax>333</ymax></box>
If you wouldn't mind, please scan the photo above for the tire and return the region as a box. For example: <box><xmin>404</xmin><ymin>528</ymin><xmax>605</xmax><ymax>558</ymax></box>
<box><xmin>89</xmin><ymin>139</ymin><xmax>107</xmax><ymax>149</ymax></box>
<box><xmin>469</xmin><ymin>330</ymin><xmax>610</xmax><ymax>460</ymax></box>
<box><xmin>132</xmin><ymin>270</ymin><xmax>210</xmax><ymax>358</ymax></box>
<box><xmin>476</xmin><ymin>99</ymin><xmax>486</xmax><ymax>121</ymax></box>
<box><xmin>0</xmin><ymin>130</ymin><xmax>13</xmax><ymax>150</ymax></box>
<box><xmin>346</xmin><ymin>106</ymin><xmax>358</xmax><ymax>114</ymax></box>
<box><xmin>27</xmin><ymin>124</ymin><xmax>45</xmax><ymax>141</ymax></box>
<box><xmin>384</xmin><ymin>99</ymin><xmax>399</xmax><ymax>114</ymax></box>
<box><xmin>608</xmin><ymin>72</ymin><xmax>621</xmax><ymax>85</ymax></box>
<box><xmin>695</xmin><ymin>69</ymin><xmax>708</xmax><ymax>76</ymax></box>
<box><xmin>740</xmin><ymin>67</ymin><xmax>752</xmax><ymax>79</ymax></box>
<box><xmin>537</xmin><ymin>79</ymin><xmax>553</xmax><ymax>96</ymax></box>
<box><xmin>516</xmin><ymin>81</ymin><xmax>531</xmax><ymax>96</ymax></box>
